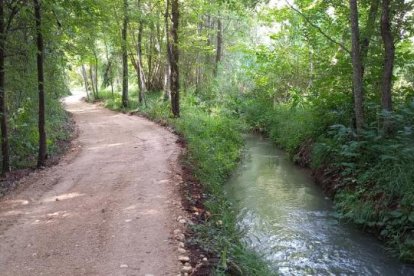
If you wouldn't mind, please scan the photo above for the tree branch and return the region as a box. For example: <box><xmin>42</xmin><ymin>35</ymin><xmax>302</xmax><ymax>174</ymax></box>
<box><xmin>285</xmin><ymin>0</ymin><xmax>351</xmax><ymax>55</ymax></box>
<box><xmin>5</xmin><ymin>4</ymin><xmax>19</xmax><ymax>34</ymax></box>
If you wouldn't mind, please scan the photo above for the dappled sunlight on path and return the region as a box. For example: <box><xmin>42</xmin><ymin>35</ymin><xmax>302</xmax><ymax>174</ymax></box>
<box><xmin>0</xmin><ymin>91</ymin><xmax>182</xmax><ymax>275</ymax></box>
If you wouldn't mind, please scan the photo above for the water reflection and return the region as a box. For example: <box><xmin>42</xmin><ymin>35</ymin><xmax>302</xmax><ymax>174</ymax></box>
<box><xmin>226</xmin><ymin>135</ymin><xmax>413</xmax><ymax>275</ymax></box>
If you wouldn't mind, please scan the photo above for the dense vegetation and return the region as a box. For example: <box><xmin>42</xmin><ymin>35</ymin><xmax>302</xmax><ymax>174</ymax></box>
<box><xmin>2</xmin><ymin>0</ymin><xmax>414</xmax><ymax>273</ymax></box>
<box><xmin>239</xmin><ymin>1</ymin><xmax>414</xmax><ymax>262</ymax></box>
<box><xmin>0</xmin><ymin>0</ymin><xmax>72</xmax><ymax>176</ymax></box>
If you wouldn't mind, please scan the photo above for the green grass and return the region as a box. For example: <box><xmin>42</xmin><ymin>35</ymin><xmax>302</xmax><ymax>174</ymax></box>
<box><xmin>98</xmin><ymin>90</ymin><xmax>274</xmax><ymax>275</ymax></box>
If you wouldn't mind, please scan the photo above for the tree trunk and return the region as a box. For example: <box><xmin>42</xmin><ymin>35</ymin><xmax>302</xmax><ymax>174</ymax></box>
<box><xmin>205</xmin><ymin>15</ymin><xmax>212</xmax><ymax>75</ymax></box>
<box><xmin>380</xmin><ymin>0</ymin><xmax>394</xmax><ymax>113</ymax></box>
<box><xmin>89</xmin><ymin>65</ymin><xmax>96</xmax><ymax>98</ymax></box>
<box><xmin>137</xmin><ymin>1</ymin><xmax>147</xmax><ymax>105</ymax></box>
<box><xmin>0</xmin><ymin>1</ymin><xmax>10</xmax><ymax>174</ymax></box>
<box><xmin>94</xmin><ymin>51</ymin><xmax>99</xmax><ymax>98</ymax></box>
<box><xmin>34</xmin><ymin>0</ymin><xmax>47</xmax><ymax>167</ymax></box>
<box><xmin>361</xmin><ymin>0</ymin><xmax>379</xmax><ymax>78</ymax></box>
<box><xmin>147</xmin><ymin>29</ymin><xmax>153</xmax><ymax>89</ymax></box>
<box><xmin>349</xmin><ymin>0</ymin><xmax>364</xmax><ymax>133</ymax></box>
<box><xmin>169</xmin><ymin>0</ymin><xmax>179</xmax><ymax>117</ymax></box>
<box><xmin>121</xmin><ymin>0</ymin><xmax>129</xmax><ymax>108</ymax></box>
<box><xmin>81</xmin><ymin>65</ymin><xmax>90</xmax><ymax>101</ymax></box>
<box><xmin>195</xmin><ymin>20</ymin><xmax>203</xmax><ymax>92</ymax></box>
<box><xmin>214</xmin><ymin>17</ymin><xmax>222</xmax><ymax>77</ymax></box>
<box><xmin>137</xmin><ymin>23</ymin><xmax>147</xmax><ymax>105</ymax></box>
<box><xmin>103</xmin><ymin>39</ymin><xmax>114</xmax><ymax>96</ymax></box>
<box><xmin>164</xmin><ymin>0</ymin><xmax>171</xmax><ymax>101</ymax></box>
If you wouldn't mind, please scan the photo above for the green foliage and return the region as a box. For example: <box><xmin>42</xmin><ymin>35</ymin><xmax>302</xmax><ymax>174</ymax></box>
<box><xmin>7</xmin><ymin>97</ymin><xmax>71</xmax><ymax>169</ymax></box>
<box><xmin>311</xmin><ymin>104</ymin><xmax>414</xmax><ymax>260</ymax></box>
<box><xmin>232</xmin><ymin>0</ymin><xmax>414</xmax><ymax>263</ymax></box>
<box><xmin>241</xmin><ymin>98</ymin><xmax>321</xmax><ymax>155</ymax></box>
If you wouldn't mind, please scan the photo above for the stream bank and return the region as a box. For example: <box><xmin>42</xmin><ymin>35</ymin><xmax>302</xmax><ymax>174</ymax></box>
<box><xmin>225</xmin><ymin>134</ymin><xmax>414</xmax><ymax>275</ymax></box>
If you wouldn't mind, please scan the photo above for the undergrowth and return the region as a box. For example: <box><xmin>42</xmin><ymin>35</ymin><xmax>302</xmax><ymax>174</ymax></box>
<box><xmin>98</xmin><ymin>89</ymin><xmax>273</xmax><ymax>275</ymax></box>
<box><xmin>8</xmin><ymin>96</ymin><xmax>72</xmax><ymax>169</ymax></box>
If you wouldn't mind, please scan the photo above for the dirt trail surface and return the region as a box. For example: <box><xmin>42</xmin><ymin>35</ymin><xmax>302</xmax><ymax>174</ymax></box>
<box><xmin>0</xmin><ymin>91</ymin><xmax>183</xmax><ymax>275</ymax></box>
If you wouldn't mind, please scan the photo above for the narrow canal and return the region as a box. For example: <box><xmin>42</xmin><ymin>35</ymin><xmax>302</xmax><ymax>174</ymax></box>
<box><xmin>225</xmin><ymin>135</ymin><xmax>414</xmax><ymax>275</ymax></box>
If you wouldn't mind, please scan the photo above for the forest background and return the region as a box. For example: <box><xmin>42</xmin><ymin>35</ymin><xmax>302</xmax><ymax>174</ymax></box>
<box><xmin>0</xmin><ymin>0</ymin><xmax>413</xmax><ymax>273</ymax></box>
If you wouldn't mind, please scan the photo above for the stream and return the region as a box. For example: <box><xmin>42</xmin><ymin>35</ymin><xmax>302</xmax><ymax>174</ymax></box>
<box><xmin>225</xmin><ymin>135</ymin><xmax>414</xmax><ymax>275</ymax></box>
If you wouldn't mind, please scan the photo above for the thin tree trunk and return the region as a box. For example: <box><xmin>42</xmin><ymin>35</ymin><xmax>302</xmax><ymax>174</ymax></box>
<box><xmin>81</xmin><ymin>64</ymin><xmax>90</xmax><ymax>101</ymax></box>
<box><xmin>214</xmin><ymin>17</ymin><xmax>222</xmax><ymax>77</ymax></box>
<box><xmin>361</xmin><ymin>0</ymin><xmax>380</xmax><ymax>78</ymax></box>
<box><xmin>196</xmin><ymin>20</ymin><xmax>203</xmax><ymax>92</ymax></box>
<box><xmin>89</xmin><ymin>65</ymin><xmax>96</xmax><ymax>98</ymax></box>
<box><xmin>34</xmin><ymin>0</ymin><xmax>47</xmax><ymax>167</ymax></box>
<box><xmin>169</xmin><ymin>0</ymin><xmax>180</xmax><ymax>117</ymax></box>
<box><xmin>155</xmin><ymin>20</ymin><xmax>163</xmax><ymax>90</ymax></box>
<box><xmin>349</xmin><ymin>0</ymin><xmax>364</xmax><ymax>133</ymax></box>
<box><xmin>147</xmin><ymin>29</ymin><xmax>153</xmax><ymax>89</ymax></box>
<box><xmin>137</xmin><ymin>1</ymin><xmax>147</xmax><ymax>105</ymax></box>
<box><xmin>103</xmin><ymin>39</ymin><xmax>114</xmax><ymax>96</ymax></box>
<box><xmin>164</xmin><ymin>0</ymin><xmax>171</xmax><ymax>101</ymax></box>
<box><xmin>205</xmin><ymin>15</ymin><xmax>212</xmax><ymax>73</ymax></box>
<box><xmin>380</xmin><ymin>0</ymin><xmax>395</xmax><ymax>134</ymax></box>
<box><xmin>102</xmin><ymin>61</ymin><xmax>112</xmax><ymax>87</ymax></box>
<box><xmin>94</xmin><ymin>51</ymin><xmax>99</xmax><ymax>98</ymax></box>
<box><xmin>0</xmin><ymin>1</ymin><xmax>9</xmax><ymax>174</ymax></box>
<box><xmin>121</xmin><ymin>0</ymin><xmax>129</xmax><ymax>108</ymax></box>
<box><xmin>380</xmin><ymin>0</ymin><xmax>394</xmax><ymax>113</ymax></box>
<box><xmin>110</xmin><ymin>75</ymin><xmax>114</xmax><ymax>96</ymax></box>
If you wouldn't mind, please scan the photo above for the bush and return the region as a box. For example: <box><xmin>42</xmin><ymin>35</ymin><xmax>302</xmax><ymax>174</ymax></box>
<box><xmin>8</xmin><ymin>96</ymin><xmax>72</xmax><ymax>169</ymax></box>
<box><xmin>241</xmin><ymin>98</ymin><xmax>321</xmax><ymax>155</ymax></box>
<box><xmin>312</xmin><ymin>103</ymin><xmax>414</xmax><ymax>261</ymax></box>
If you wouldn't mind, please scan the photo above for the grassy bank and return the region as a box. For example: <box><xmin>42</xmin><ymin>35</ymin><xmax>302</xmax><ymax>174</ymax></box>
<box><xmin>242</xmin><ymin>97</ymin><xmax>414</xmax><ymax>262</ymax></box>
<box><xmin>97</xmin><ymin>90</ymin><xmax>272</xmax><ymax>275</ymax></box>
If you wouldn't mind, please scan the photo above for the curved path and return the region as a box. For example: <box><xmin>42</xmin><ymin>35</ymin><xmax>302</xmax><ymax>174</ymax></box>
<box><xmin>0</xmin><ymin>91</ymin><xmax>182</xmax><ymax>275</ymax></box>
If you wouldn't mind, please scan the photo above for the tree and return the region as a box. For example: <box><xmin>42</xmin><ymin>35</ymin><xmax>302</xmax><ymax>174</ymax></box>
<box><xmin>81</xmin><ymin>64</ymin><xmax>90</xmax><ymax>101</ymax></box>
<box><xmin>214</xmin><ymin>16</ymin><xmax>222</xmax><ymax>77</ymax></box>
<box><xmin>163</xmin><ymin>0</ymin><xmax>171</xmax><ymax>101</ymax></box>
<box><xmin>0</xmin><ymin>0</ymin><xmax>9</xmax><ymax>174</ymax></box>
<box><xmin>380</xmin><ymin>0</ymin><xmax>394</xmax><ymax>114</ymax></box>
<box><xmin>169</xmin><ymin>0</ymin><xmax>179</xmax><ymax>117</ymax></box>
<box><xmin>349</xmin><ymin>0</ymin><xmax>364</xmax><ymax>133</ymax></box>
<box><xmin>136</xmin><ymin>0</ymin><xmax>147</xmax><ymax>105</ymax></box>
<box><xmin>360</xmin><ymin>0</ymin><xmax>380</xmax><ymax>78</ymax></box>
<box><xmin>121</xmin><ymin>0</ymin><xmax>129</xmax><ymax>108</ymax></box>
<box><xmin>0</xmin><ymin>0</ymin><xmax>19</xmax><ymax>174</ymax></box>
<box><xmin>34</xmin><ymin>0</ymin><xmax>47</xmax><ymax>167</ymax></box>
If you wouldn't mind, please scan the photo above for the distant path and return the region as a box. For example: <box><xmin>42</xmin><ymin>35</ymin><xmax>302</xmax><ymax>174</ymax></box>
<box><xmin>0</xmin><ymin>90</ymin><xmax>181</xmax><ymax>275</ymax></box>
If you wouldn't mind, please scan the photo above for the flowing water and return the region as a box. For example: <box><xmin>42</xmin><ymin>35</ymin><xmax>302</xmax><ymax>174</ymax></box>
<box><xmin>225</xmin><ymin>135</ymin><xmax>414</xmax><ymax>275</ymax></box>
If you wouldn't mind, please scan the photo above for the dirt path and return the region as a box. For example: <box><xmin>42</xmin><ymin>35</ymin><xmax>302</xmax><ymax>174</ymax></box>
<box><xmin>0</xmin><ymin>91</ymin><xmax>183</xmax><ymax>275</ymax></box>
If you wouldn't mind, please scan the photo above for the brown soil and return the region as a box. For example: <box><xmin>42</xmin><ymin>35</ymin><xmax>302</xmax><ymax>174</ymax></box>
<box><xmin>0</xmin><ymin>91</ymin><xmax>183</xmax><ymax>275</ymax></box>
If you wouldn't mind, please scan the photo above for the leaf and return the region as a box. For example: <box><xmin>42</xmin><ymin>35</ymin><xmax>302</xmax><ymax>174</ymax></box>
<box><xmin>409</xmin><ymin>213</ymin><xmax>414</xmax><ymax>223</ymax></box>
<box><xmin>389</xmin><ymin>210</ymin><xmax>403</xmax><ymax>218</ymax></box>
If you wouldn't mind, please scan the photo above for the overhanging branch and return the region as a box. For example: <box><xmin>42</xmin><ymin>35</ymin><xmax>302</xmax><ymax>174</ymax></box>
<box><xmin>285</xmin><ymin>0</ymin><xmax>351</xmax><ymax>56</ymax></box>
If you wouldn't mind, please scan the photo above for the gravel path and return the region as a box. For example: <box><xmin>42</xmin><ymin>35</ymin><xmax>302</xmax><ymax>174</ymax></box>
<box><xmin>0</xmin><ymin>91</ymin><xmax>182</xmax><ymax>275</ymax></box>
